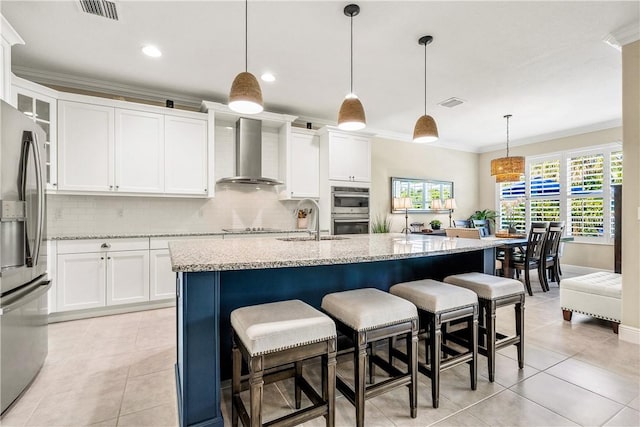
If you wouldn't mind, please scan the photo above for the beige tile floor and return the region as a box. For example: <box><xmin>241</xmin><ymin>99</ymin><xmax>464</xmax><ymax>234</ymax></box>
<box><xmin>1</xmin><ymin>273</ymin><xmax>639</xmax><ymax>427</ymax></box>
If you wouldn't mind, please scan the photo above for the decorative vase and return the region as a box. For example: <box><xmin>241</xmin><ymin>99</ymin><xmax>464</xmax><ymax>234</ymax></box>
<box><xmin>508</xmin><ymin>225</ymin><xmax>518</xmax><ymax>234</ymax></box>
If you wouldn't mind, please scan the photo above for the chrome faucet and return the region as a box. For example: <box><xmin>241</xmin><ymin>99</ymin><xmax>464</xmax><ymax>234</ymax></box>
<box><xmin>296</xmin><ymin>198</ymin><xmax>321</xmax><ymax>241</ymax></box>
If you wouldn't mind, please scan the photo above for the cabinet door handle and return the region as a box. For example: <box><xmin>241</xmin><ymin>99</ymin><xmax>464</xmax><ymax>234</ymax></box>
<box><xmin>100</xmin><ymin>257</ymin><xmax>104</xmax><ymax>260</ymax></box>
<box><xmin>52</xmin><ymin>183</ymin><xmax>57</xmax><ymax>186</ymax></box>
<box><xmin>115</xmin><ymin>185</ymin><xmax>119</xmax><ymax>190</ymax></box>
<box><xmin>107</xmin><ymin>257</ymin><xmax>111</xmax><ymax>260</ymax></box>
<box><xmin>109</xmin><ymin>185</ymin><xmax>113</xmax><ymax>190</ymax></box>
<box><xmin>101</xmin><ymin>243</ymin><xmax>111</xmax><ymax>249</ymax></box>
<box><xmin>204</xmin><ymin>189</ymin><xmax>207</xmax><ymax>192</ymax></box>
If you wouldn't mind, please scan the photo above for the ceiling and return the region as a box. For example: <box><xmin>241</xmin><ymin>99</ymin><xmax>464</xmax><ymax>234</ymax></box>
<box><xmin>2</xmin><ymin>1</ymin><xmax>638</xmax><ymax>152</ymax></box>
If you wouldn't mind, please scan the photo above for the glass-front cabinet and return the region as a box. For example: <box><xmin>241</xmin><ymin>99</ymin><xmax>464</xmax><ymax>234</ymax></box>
<box><xmin>12</xmin><ymin>79</ymin><xmax>58</xmax><ymax>189</ymax></box>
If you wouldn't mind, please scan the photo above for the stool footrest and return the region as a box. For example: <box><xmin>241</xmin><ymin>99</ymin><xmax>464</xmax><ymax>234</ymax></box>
<box><xmin>264</xmin><ymin>403</ymin><xmax>329</xmax><ymax>427</ymax></box>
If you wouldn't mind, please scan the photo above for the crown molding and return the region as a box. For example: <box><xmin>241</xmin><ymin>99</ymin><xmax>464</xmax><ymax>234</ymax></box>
<box><xmin>609</xmin><ymin>22</ymin><xmax>640</xmax><ymax>47</ymax></box>
<box><xmin>478</xmin><ymin>119</ymin><xmax>622</xmax><ymax>153</ymax></box>
<box><xmin>1</xmin><ymin>15</ymin><xmax>25</xmax><ymax>46</ymax></box>
<box><xmin>13</xmin><ymin>66</ymin><xmax>204</xmax><ymax>108</ymax></box>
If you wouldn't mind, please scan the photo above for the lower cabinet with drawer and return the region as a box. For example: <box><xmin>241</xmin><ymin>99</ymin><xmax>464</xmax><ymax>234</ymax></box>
<box><xmin>55</xmin><ymin>239</ymin><xmax>150</xmax><ymax>312</ymax></box>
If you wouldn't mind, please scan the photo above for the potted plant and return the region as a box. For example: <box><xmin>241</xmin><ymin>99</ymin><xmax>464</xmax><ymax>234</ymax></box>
<box><xmin>429</xmin><ymin>219</ymin><xmax>442</xmax><ymax>230</ymax></box>
<box><xmin>297</xmin><ymin>208</ymin><xmax>311</xmax><ymax>229</ymax></box>
<box><xmin>468</xmin><ymin>209</ymin><xmax>497</xmax><ymax>232</ymax></box>
<box><xmin>371</xmin><ymin>214</ymin><xmax>391</xmax><ymax>233</ymax></box>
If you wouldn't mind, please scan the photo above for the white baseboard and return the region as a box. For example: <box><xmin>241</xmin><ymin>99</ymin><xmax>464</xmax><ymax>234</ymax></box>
<box><xmin>619</xmin><ymin>325</ymin><xmax>640</xmax><ymax>345</ymax></box>
<box><xmin>561</xmin><ymin>264</ymin><xmax>614</xmax><ymax>275</ymax></box>
<box><xmin>48</xmin><ymin>300</ymin><xmax>175</xmax><ymax>323</ymax></box>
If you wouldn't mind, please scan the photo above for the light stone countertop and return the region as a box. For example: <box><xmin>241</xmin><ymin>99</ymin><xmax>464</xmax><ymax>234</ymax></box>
<box><xmin>47</xmin><ymin>229</ymin><xmax>309</xmax><ymax>241</ymax></box>
<box><xmin>169</xmin><ymin>233</ymin><xmax>507</xmax><ymax>272</ymax></box>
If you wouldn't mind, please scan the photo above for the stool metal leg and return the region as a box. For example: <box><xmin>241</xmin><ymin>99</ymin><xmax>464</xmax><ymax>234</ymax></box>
<box><xmin>430</xmin><ymin>317</ymin><xmax>442</xmax><ymax>408</ymax></box>
<box><xmin>470</xmin><ymin>316</ymin><xmax>478</xmax><ymax>391</ymax></box>
<box><xmin>355</xmin><ymin>332</ymin><xmax>367</xmax><ymax>427</ymax></box>
<box><xmin>232</xmin><ymin>339</ymin><xmax>241</xmax><ymax>427</ymax></box>
<box><xmin>486</xmin><ymin>300</ymin><xmax>497</xmax><ymax>383</ymax></box>
<box><xmin>408</xmin><ymin>321</ymin><xmax>418</xmax><ymax>418</ymax></box>
<box><xmin>515</xmin><ymin>297</ymin><xmax>525</xmax><ymax>369</ymax></box>
<box><xmin>326</xmin><ymin>338</ymin><xmax>337</xmax><ymax>427</ymax></box>
<box><xmin>295</xmin><ymin>361</ymin><xmax>303</xmax><ymax>409</ymax></box>
<box><xmin>249</xmin><ymin>357</ymin><xmax>264</xmax><ymax>427</ymax></box>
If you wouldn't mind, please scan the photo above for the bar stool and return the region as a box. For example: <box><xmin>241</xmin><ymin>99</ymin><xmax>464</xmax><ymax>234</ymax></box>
<box><xmin>443</xmin><ymin>272</ymin><xmax>525</xmax><ymax>382</ymax></box>
<box><xmin>389</xmin><ymin>279</ymin><xmax>478</xmax><ymax>408</ymax></box>
<box><xmin>230</xmin><ymin>300</ymin><xmax>337</xmax><ymax>427</ymax></box>
<box><xmin>321</xmin><ymin>288</ymin><xmax>418</xmax><ymax>427</ymax></box>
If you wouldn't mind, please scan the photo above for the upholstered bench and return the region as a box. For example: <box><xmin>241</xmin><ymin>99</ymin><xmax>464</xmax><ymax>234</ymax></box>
<box><xmin>322</xmin><ymin>288</ymin><xmax>418</xmax><ymax>427</ymax></box>
<box><xmin>390</xmin><ymin>279</ymin><xmax>478</xmax><ymax>408</ymax></box>
<box><xmin>560</xmin><ymin>272</ymin><xmax>622</xmax><ymax>334</ymax></box>
<box><xmin>231</xmin><ymin>300</ymin><xmax>337</xmax><ymax>427</ymax></box>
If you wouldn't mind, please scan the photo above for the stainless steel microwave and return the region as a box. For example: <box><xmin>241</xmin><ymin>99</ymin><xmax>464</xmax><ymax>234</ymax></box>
<box><xmin>331</xmin><ymin>186</ymin><xmax>370</xmax><ymax>215</ymax></box>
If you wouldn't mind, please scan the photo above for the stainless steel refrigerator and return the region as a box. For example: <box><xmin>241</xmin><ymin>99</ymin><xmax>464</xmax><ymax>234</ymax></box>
<box><xmin>0</xmin><ymin>99</ymin><xmax>50</xmax><ymax>415</ymax></box>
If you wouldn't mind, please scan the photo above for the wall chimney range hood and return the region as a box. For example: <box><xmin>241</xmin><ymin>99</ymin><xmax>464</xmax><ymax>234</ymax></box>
<box><xmin>216</xmin><ymin>117</ymin><xmax>283</xmax><ymax>185</ymax></box>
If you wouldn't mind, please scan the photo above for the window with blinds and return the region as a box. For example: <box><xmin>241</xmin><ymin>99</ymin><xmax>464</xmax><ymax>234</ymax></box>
<box><xmin>496</xmin><ymin>143</ymin><xmax>621</xmax><ymax>243</ymax></box>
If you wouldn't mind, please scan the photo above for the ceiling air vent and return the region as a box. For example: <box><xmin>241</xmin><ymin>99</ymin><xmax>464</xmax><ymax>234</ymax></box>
<box><xmin>79</xmin><ymin>0</ymin><xmax>119</xmax><ymax>20</ymax></box>
<box><xmin>438</xmin><ymin>97</ymin><xmax>465</xmax><ymax>108</ymax></box>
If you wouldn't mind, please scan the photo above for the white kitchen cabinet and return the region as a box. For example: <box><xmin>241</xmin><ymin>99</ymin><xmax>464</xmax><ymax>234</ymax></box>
<box><xmin>324</xmin><ymin>130</ymin><xmax>371</xmax><ymax>183</ymax></box>
<box><xmin>56</xmin><ymin>252</ymin><xmax>106</xmax><ymax>311</ymax></box>
<box><xmin>149</xmin><ymin>249</ymin><xmax>175</xmax><ymax>301</ymax></box>
<box><xmin>115</xmin><ymin>109</ymin><xmax>165</xmax><ymax>193</ymax></box>
<box><xmin>1</xmin><ymin>15</ymin><xmax>23</xmax><ymax>103</ymax></box>
<box><xmin>54</xmin><ymin>238</ymin><xmax>150</xmax><ymax>312</ymax></box>
<box><xmin>286</xmin><ymin>129</ymin><xmax>320</xmax><ymax>199</ymax></box>
<box><xmin>106</xmin><ymin>250</ymin><xmax>150</xmax><ymax>305</ymax></box>
<box><xmin>12</xmin><ymin>79</ymin><xmax>59</xmax><ymax>190</ymax></box>
<box><xmin>165</xmin><ymin>115</ymin><xmax>208</xmax><ymax>195</ymax></box>
<box><xmin>58</xmin><ymin>100</ymin><xmax>115</xmax><ymax>192</ymax></box>
<box><xmin>57</xmin><ymin>94</ymin><xmax>209</xmax><ymax>196</ymax></box>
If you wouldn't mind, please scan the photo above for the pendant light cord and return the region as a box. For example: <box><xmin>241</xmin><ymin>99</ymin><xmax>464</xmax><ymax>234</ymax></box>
<box><xmin>423</xmin><ymin>41</ymin><xmax>427</xmax><ymax>116</ymax></box>
<box><xmin>505</xmin><ymin>114</ymin><xmax>511</xmax><ymax>157</ymax></box>
<box><xmin>244</xmin><ymin>0</ymin><xmax>248</xmax><ymax>72</ymax></box>
<box><xmin>350</xmin><ymin>12</ymin><xmax>354</xmax><ymax>94</ymax></box>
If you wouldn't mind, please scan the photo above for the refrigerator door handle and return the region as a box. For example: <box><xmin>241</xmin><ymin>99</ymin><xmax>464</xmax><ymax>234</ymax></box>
<box><xmin>0</xmin><ymin>280</ymin><xmax>51</xmax><ymax>315</ymax></box>
<box><xmin>18</xmin><ymin>131</ymin><xmax>44</xmax><ymax>268</ymax></box>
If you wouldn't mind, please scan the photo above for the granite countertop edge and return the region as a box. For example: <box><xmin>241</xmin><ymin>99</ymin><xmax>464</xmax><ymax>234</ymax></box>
<box><xmin>47</xmin><ymin>229</ymin><xmax>310</xmax><ymax>241</ymax></box>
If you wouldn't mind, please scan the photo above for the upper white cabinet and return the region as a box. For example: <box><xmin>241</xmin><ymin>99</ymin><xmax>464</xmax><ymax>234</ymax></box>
<box><xmin>57</xmin><ymin>94</ymin><xmax>209</xmax><ymax>196</ymax></box>
<box><xmin>12</xmin><ymin>77</ymin><xmax>59</xmax><ymax>189</ymax></box>
<box><xmin>165</xmin><ymin>115</ymin><xmax>208</xmax><ymax>195</ymax></box>
<box><xmin>58</xmin><ymin>101</ymin><xmax>115</xmax><ymax>192</ymax></box>
<box><xmin>280</xmin><ymin>128</ymin><xmax>320</xmax><ymax>199</ymax></box>
<box><xmin>115</xmin><ymin>109</ymin><xmax>165</xmax><ymax>193</ymax></box>
<box><xmin>321</xmin><ymin>129</ymin><xmax>371</xmax><ymax>183</ymax></box>
<box><xmin>0</xmin><ymin>14</ymin><xmax>24</xmax><ymax>102</ymax></box>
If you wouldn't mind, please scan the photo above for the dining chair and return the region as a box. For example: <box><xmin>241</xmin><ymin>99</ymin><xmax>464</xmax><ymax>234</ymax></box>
<box><xmin>453</xmin><ymin>220</ymin><xmax>471</xmax><ymax>228</ymax></box>
<box><xmin>542</xmin><ymin>221</ymin><xmax>565</xmax><ymax>289</ymax></box>
<box><xmin>472</xmin><ymin>219</ymin><xmax>490</xmax><ymax>237</ymax></box>
<box><xmin>510</xmin><ymin>222</ymin><xmax>549</xmax><ymax>296</ymax></box>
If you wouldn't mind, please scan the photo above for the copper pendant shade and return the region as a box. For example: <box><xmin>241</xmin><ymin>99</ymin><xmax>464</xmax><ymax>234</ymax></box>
<box><xmin>228</xmin><ymin>0</ymin><xmax>264</xmax><ymax>114</ymax></box>
<box><xmin>337</xmin><ymin>4</ymin><xmax>366</xmax><ymax>131</ymax></box>
<box><xmin>413</xmin><ymin>35</ymin><xmax>438</xmax><ymax>143</ymax></box>
<box><xmin>491</xmin><ymin>114</ymin><xmax>525</xmax><ymax>182</ymax></box>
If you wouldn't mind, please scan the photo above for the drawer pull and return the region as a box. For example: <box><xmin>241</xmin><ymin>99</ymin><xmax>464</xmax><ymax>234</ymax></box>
<box><xmin>101</xmin><ymin>243</ymin><xmax>111</xmax><ymax>249</ymax></box>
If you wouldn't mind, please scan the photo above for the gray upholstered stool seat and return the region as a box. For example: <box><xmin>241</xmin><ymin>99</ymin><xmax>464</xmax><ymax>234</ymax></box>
<box><xmin>321</xmin><ymin>288</ymin><xmax>418</xmax><ymax>427</ymax></box>
<box><xmin>390</xmin><ymin>279</ymin><xmax>478</xmax><ymax>408</ymax></box>
<box><xmin>231</xmin><ymin>300</ymin><xmax>337</xmax><ymax>427</ymax></box>
<box><xmin>444</xmin><ymin>272</ymin><xmax>525</xmax><ymax>382</ymax></box>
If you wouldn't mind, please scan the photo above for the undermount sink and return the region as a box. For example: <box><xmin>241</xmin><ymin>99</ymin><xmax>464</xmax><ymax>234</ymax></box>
<box><xmin>276</xmin><ymin>236</ymin><xmax>350</xmax><ymax>242</ymax></box>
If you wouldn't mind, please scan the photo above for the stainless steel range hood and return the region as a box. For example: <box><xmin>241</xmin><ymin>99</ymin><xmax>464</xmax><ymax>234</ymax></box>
<box><xmin>216</xmin><ymin>117</ymin><xmax>283</xmax><ymax>185</ymax></box>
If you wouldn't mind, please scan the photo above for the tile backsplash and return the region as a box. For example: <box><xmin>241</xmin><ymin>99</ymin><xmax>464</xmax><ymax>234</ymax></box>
<box><xmin>47</xmin><ymin>186</ymin><xmax>301</xmax><ymax>237</ymax></box>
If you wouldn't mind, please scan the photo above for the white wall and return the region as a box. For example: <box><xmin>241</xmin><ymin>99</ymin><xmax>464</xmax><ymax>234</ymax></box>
<box><xmin>370</xmin><ymin>137</ymin><xmax>479</xmax><ymax>232</ymax></box>
<box><xmin>46</xmin><ymin>188</ymin><xmax>299</xmax><ymax>237</ymax></box>
<box><xmin>478</xmin><ymin>127</ymin><xmax>622</xmax><ymax>270</ymax></box>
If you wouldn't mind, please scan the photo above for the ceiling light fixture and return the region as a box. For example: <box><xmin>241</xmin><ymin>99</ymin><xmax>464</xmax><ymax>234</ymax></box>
<box><xmin>337</xmin><ymin>4</ymin><xmax>366</xmax><ymax>131</ymax></box>
<box><xmin>413</xmin><ymin>35</ymin><xmax>438</xmax><ymax>143</ymax></box>
<box><xmin>491</xmin><ymin>114</ymin><xmax>525</xmax><ymax>182</ymax></box>
<box><xmin>142</xmin><ymin>45</ymin><xmax>162</xmax><ymax>58</ymax></box>
<box><xmin>228</xmin><ymin>0</ymin><xmax>264</xmax><ymax>114</ymax></box>
<box><xmin>261</xmin><ymin>72</ymin><xmax>275</xmax><ymax>82</ymax></box>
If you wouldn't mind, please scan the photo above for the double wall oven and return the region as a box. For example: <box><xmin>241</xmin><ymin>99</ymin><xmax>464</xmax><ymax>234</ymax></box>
<box><xmin>331</xmin><ymin>186</ymin><xmax>370</xmax><ymax>235</ymax></box>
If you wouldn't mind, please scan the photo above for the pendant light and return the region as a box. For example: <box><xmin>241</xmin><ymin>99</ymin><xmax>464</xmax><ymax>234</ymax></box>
<box><xmin>337</xmin><ymin>4</ymin><xmax>366</xmax><ymax>131</ymax></box>
<box><xmin>228</xmin><ymin>0</ymin><xmax>263</xmax><ymax>114</ymax></box>
<box><xmin>412</xmin><ymin>35</ymin><xmax>438</xmax><ymax>143</ymax></box>
<box><xmin>491</xmin><ymin>114</ymin><xmax>525</xmax><ymax>182</ymax></box>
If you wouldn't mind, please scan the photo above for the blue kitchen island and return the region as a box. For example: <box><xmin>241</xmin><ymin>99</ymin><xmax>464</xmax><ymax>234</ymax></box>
<box><xmin>169</xmin><ymin>233</ymin><xmax>505</xmax><ymax>427</ymax></box>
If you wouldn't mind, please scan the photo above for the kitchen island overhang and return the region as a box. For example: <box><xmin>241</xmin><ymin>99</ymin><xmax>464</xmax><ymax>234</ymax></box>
<box><xmin>170</xmin><ymin>234</ymin><xmax>504</xmax><ymax>427</ymax></box>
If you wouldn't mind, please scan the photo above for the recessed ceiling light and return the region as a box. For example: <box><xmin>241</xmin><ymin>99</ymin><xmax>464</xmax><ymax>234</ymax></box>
<box><xmin>142</xmin><ymin>45</ymin><xmax>162</xmax><ymax>58</ymax></box>
<box><xmin>261</xmin><ymin>73</ymin><xmax>276</xmax><ymax>82</ymax></box>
